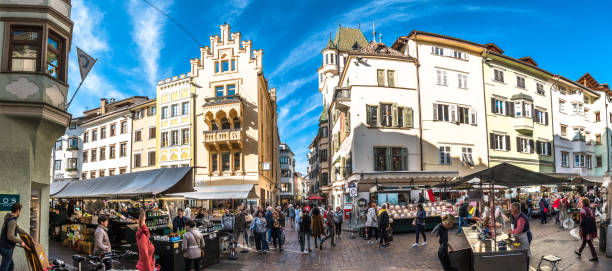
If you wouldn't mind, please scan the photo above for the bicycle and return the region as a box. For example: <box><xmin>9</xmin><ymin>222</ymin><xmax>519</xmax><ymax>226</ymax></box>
<box><xmin>73</xmin><ymin>250</ymin><xmax>139</xmax><ymax>271</ymax></box>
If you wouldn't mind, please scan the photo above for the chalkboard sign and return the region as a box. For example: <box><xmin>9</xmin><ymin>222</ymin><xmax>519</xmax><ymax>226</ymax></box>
<box><xmin>0</xmin><ymin>194</ymin><xmax>19</xmax><ymax>211</ymax></box>
<box><xmin>467</xmin><ymin>190</ymin><xmax>483</xmax><ymax>202</ymax></box>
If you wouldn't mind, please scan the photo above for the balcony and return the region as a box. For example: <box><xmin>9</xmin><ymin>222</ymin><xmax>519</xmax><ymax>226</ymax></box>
<box><xmin>513</xmin><ymin>117</ymin><xmax>534</xmax><ymax>135</ymax></box>
<box><xmin>203</xmin><ymin>95</ymin><xmax>243</xmax><ymax>117</ymax></box>
<box><xmin>204</xmin><ymin>129</ymin><xmax>243</xmax><ymax>147</ymax></box>
<box><xmin>65</xmin><ymin>169</ymin><xmax>79</xmax><ymax>178</ymax></box>
<box><xmin>65</xmin><ymin>148</ymin><xmax>79</xmax><ymax>158</ymax></box>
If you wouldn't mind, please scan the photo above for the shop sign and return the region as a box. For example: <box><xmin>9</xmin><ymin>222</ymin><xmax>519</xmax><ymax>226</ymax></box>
<box><xmin>467</xmin><ymin>190</ymin><xmax>483</xmax><ymax>202</ymax></box>
<box><xmin>0</xmin><ymin>194</ymin><xmax>19</xmax><ymax>211</ymax></box>
<box><xmin>349</xmin><ymin>187</ymin><xmax>357</xmax><ymax>197</ymax></box>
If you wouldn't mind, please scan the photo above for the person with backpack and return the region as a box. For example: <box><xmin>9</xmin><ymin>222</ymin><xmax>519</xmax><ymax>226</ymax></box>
<box><xmin>183</xmin><ymin>220</ymin><xmax>205</xmax><ymax>271</ymax></box>
<box><xmin>221</xmin><ymin>209</ymin><xmax>235</xmax><ymax>232</ymax></box>
<box><xmin>321</xmin><ymin>205</ymin><xmax>336</xmax><ymax>247</ymax></box>
<box><xmin>365</xmin><ymin>203</ymin><xmax>378</xmax><ymax>244</ymax></box>
<box><xmin>333</xmin><ymin>207</ymin><xmax>344</xmax><ymax>238</ymax></box>
<box><xmin>378</xmin><ymin>204</ymin><xmax>390</xmax><ymax>248</ymax></box>
<box><xmin>432</xmin><ymin>215</ymin><xmax>456</xmax><ymax>271</ymax></box>
<box><xmin>0</xmin><ymin>203</ymin><xmax>26</xmax><ymax>271</ymax></box>
<box><xmin>250</xmin><ymin>211</ymin><xmax>268</xmax><ymax>253</ymax></box>
<box><xmin>575</xmin><ymin>197</ymin><xmax>598</xmax><ymax>261</ymax></box>
<box><xmin>298</xmin><ymin>207</ymin><xmax>312</xmax><ymax>254</ymax></box>
<box><xmin>456</xmin><ymin>199</ymin><xmax>468</xmax><ymax>236</ymax></box>
<box><xmin>412</xmin><ymin>204</ymin><xmax>427</xmax><ymax>247</ymax></box>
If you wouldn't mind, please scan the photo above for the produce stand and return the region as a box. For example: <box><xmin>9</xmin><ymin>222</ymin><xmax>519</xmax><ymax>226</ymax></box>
<box><xmin>460</xmin><ymin>226</ymin><xmax>528</xmax><ymax>271</ymax></box>
<box><xmin>152</xmin><ymin>230</ymin><xmax>220</xmax><ymax>271</ymax></box>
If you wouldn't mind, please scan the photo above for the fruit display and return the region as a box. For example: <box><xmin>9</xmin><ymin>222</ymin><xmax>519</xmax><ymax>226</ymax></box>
<box><xmin>382</xmin><ymin>202</ymin><xmax>457</xmax><ymax>220</ymax></box>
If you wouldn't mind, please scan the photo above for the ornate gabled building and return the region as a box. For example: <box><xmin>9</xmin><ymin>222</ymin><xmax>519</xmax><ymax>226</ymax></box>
<box><xmin>192</xmin><ymin>24</ymin><xmax>279</xmax><ymax>207</ymax></box>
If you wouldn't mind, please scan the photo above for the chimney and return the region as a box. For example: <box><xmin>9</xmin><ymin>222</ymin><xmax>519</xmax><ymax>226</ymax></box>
<box><xmin>100</xmin><ymin>98</ymin><xmax>108</xmax><ymax>114</ymax></box>
<box><xmin>110</xmin><ymin>98</ymin><xmax>116</xmax><ymax>104</ymax></box>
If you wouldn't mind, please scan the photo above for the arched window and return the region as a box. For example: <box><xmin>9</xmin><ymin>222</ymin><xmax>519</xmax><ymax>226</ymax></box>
<box><xmin>221</xmin><ymin>118</ymin><xmax>230</xmax><ymax>130</ymax></box>
<box><xmin>211</xmin><ymin>122</ymin><xmax>218</xmax><ymax>131</ymax></box>
<box><xmin>233</xmin><ymin>117</ymin><xmax>241</xmax><ymax>129</ymax></box>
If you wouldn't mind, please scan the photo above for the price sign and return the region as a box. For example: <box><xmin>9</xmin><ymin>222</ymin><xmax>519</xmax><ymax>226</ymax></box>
<box><xmin>0</xmin><ymin>194</ymin><xmax>19</xmax><ymax>211</ymax></box>
<box><xmin>467</xmin><ymin>190</ymin><xmax>483</xmax><ymax>202</ymax></box>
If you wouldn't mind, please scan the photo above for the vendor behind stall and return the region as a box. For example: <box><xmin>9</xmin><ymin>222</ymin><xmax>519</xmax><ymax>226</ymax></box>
<box><xmin>172</xmin><ymin>209</ymin><xmax>189</xmax><ymax>233</ymax></box>
<box><xmin>507</xmin><ymin>202</ymin><xmax>532</xmax><ymax>269</ymax></box>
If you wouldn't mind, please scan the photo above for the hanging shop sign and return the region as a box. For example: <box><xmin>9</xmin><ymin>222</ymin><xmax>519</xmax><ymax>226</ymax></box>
<box><xmin>467</xmin><ymin>190</ymin><xmax>483</xmax><ymax>202</ymax></box>
<box><xmin>0</xmin><ymin>194</ymin><xmax>19</xmax><ymax>211</ymax></box>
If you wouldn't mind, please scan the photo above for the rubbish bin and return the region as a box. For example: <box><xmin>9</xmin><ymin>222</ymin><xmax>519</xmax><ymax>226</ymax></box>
<box><xmin>600</xmin><ymin>219</ymin><xmax>609</xmax><ymax>252</ymax></box>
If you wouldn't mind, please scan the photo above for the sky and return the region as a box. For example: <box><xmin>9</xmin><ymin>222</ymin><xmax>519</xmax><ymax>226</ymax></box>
<box><xmin>67</xmin><ymin>0</ymin><xmax>612</xmax><ymax>174</ymax></box>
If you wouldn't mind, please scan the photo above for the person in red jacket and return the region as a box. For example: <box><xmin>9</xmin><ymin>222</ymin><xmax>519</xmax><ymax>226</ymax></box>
<box><xmin>552</xmin><ymin>195</ymin><xmax>561</xmax><ymax>225</ymax></box>
<box><xmin>136</xmin><ymin>208</ymin><xmax>155</xmax><ymax>271</ymax></box>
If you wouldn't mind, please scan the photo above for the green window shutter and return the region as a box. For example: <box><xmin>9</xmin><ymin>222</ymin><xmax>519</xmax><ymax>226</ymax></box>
<box><xmin>406</xmin><ymin>108</ymin><xmax>414</xmax><ymax>128</ymax></box>
<box><xmin>387</xmin><ymin>70</ymin><xmax>395</xmax><ymax>87</ymax></box>
<box><xmin>377</xmin><ymin>69</ymin><xmax>385</xmax><ymax>86</ymax></box>
<box><xmin>392</xmin><ymin>104</ymin><xmax>398</xmax><ymax>127</ymax></box>
<box><xmin>366</xmin><ymin>105</ymin><xmax>372</xmax><ymax>125</ymax></box>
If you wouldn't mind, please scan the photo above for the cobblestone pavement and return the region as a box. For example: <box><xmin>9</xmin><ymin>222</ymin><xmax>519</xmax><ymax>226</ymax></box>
<box><xmin>50</xmin><ymin>221</ymin><xmax>611</xmax><ymax>271</ymax></box>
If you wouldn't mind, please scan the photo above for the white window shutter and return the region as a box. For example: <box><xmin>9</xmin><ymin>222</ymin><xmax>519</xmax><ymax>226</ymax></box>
<box><xmin>443</xmin><ymin>71</ymin><xmax>448</xmax><ymax>86</ymax></box>
<box><xmin>471</xmin><ymin>109</ymin><xmax>477</xmax><ymax>125</ymax></box>
<box><xmin>436</xmin><ymin>70</ymin><xmax>441</xmax><ymax>85</ymax></box>
<box><xmin>450</xmin><ymin>104</ymin><xmax>457</xmax><ymax>122</ymax></box>
<box><xmin>464</xmin><ymin>74</ymin><xmax>468</xmax><ymax>89</ymax></box>
<box><xmin>433</xmin><ymin>104</ymin><xmax>438</xmax><ymax>121</ymax></box>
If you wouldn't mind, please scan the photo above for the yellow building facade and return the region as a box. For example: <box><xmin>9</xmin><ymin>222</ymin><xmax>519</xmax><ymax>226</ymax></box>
<box><xmin>131</xmin><ymin>99</ymin><xmax>158</xmax><ymax>172</ymax></box>
<box><xmin>156</xmin><ymin>75</ymin><xmax>195</xmax><ymax>168</ymax></box>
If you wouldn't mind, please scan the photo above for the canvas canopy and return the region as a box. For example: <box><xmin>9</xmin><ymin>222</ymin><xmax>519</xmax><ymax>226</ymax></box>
<box><xmin>51</xmin><ymin>167</ymin><xmax>193</xmax><ymax>198</ymax></box>
<box><xmin>172</xmin><ymin>184</ymin><xmax>257</xmax><ymax>200</ymax></box>
<box><xmin>50</xmin><ymin>181</ymin><xmax>71</xmax><ymax>196</ymax></box>
<box><xmin>440</xmin><ymin>163</ymin><xmax>567</xmax><ymax>189</ymax></box>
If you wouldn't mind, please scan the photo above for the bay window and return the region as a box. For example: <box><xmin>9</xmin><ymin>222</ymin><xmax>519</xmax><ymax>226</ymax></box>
<box><xmin>7</xmin><ymin>25</ymin><xmax>67</xmax><ymax>82</ymax></box>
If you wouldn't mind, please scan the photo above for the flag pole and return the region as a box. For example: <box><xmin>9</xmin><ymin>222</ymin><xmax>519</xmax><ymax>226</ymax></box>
<box><xmin>65</xmin><ymin>79</ymin><xmax>85</xmax><ymax>110</ymax></box>
<box><xmin>65</xmin><ymin>56</ymin><xmax>97</xmax><ymax>111</ymax></box>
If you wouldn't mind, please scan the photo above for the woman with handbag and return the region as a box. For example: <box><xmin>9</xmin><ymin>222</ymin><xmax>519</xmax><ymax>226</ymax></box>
<box><xmin>575</xmin><ymin>198</ymin><xmax>598</xmax><ymax>261</ymax></box>
<box><xmin>182</xmin><ymin>220</ymin><xmax>205</xmax><ymax>271</ymax></box>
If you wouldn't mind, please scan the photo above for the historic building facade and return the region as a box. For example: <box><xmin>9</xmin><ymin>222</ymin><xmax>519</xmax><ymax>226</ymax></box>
<box><xmin>156</xmin><ymin>75</ymin><xmax>194</xmax><ymax>169</ymax></box>
<box><xmin>279</xmin><ymin>143</ymin><xmax>295</xmax><ymax>204</ymax></box>
<box><xmin>0</xmin><ymin>1</ymin><xmax>74</xmax><ymax>266</ymax></box>
<box><xmin>131</xmin><ymin>99</ymin><xmax>157</xmax><ymax>172</ymax></box>
<box><xmin>51</xmin><ymin>118</ymin><xmax>84</xmax><ymax>183</ymax></box>
<box><xmin>192</xmin><ymin>24</ymin><xmax>279</xmax><ymax>206</ymax></box>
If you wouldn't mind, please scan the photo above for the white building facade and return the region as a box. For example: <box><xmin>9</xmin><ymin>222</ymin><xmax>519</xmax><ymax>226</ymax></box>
<box><xmin>279</xmin><ymin>143</ymin><xmax>295</xmax><ymax>204</ymax></box>
<box><xmin>51</xmin><ymin>118</ymin><xmax>84</xmax><ymax>182</ymax></box>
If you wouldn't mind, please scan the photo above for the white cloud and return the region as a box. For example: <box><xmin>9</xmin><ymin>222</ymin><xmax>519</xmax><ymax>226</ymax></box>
<box><xmin>277</xmin><ymin>74</ymin><xmax>317</xmax><ymax>101</ymax></box>
<box><xmin>127</xmin><ymin>0</ymin><xmax>172</xmax><ymax>84</ymax></box>
<box><xmin>71</xmin><ymin>0</ymin><xmax>109</xmax><ymax>54</ymax></box>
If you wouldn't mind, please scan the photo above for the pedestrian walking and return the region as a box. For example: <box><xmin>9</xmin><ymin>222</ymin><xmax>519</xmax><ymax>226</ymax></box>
<box><xmin>553</xmin><ymin>195</ymin><xmax>561</xmax><ymax>225</ymax></box>
<box><xmin>310</xmin><ymin>207</ymin><xmax>325</xmax><ymax>250</ymax></box>
<box><xmin>378</xmin><ymin>204</ymin><xmax>390</xmax><ymax>248</ymax></box>
<box><xmin>182</xmin><ymin>220</ymin><xmax>205</xmax><ymax>271</ymax></box>
<box><xmin>136</xmin><ymin>209</ymin><xmax>155</xmax><ymax>271</ymax></box>
<box><xmin>412</xmin><ymin>204</ymin><xmax>427</xmax><ymax>247</ymax></box>
<box><xmin>539</xmin><ymin>195</ymin><xmax>549</xmax><ymax>224</ymax></box>
<box><xmin>264</xmin><ymin>207</ymin><xmax>273</xmax><ymax>243</ymax></box>
<box><xmin>184</xmin><ymin>204</ymin><xmax>192</xmax><ymax>219</ymax></box>
<box><xmin>294</xmin><ymin>206</ymin><xmax>302</xmax><ymax>231</ymax></box>
<box><xmin>574</xmin><ymin>197</ymin><xmax>598</xmax><ymax>261</ymax></box>
<box><xmin>0</xmin><ymin>203</ymin><xmax>26</xmax><ymax>271</ymax></box>
<box><xmin>333</xmin><ymin>207</ymin><xmax>344</xmax><ymax>238</ymax></box>
<box><xmin>365</xmin><ymin>203</ymin><xmax>378</xmax><ymax>244</ymax></box>
<box><xmin>432</xmin><ymin>215</ymin><xmax>456</xmax><ymax>271</ymax></box>
<box><xmin>234</xmin><ymin>208</ymin><xmax>248</xmax><ymax>247</ymax></box>
<box><xmin>526</xmin><ymin>195</ymin><xmax>533</xmax><ymax>220</ymax></box>
<box><xmin>507</xmin><ymin>202</ymin><xmax>532</xmax><ymax>270</ymax></box>
<box><xmin>321</xmin><ymin>205</ymin><xmax>336</xmax><ymax>247</ymax></box>
<box><xmin>221</xmin><ymin>209</ymin><xmax>235</xmax><ymax>232</ymax></box>
<box><xmin>250</xmin><ymin>211</ymin><xmax>268</xmax><ymax>253</ymax></box>
<box><xmin>456</xmin><ymin>199</ymin><xmax>468</xmax><ymax>236</ymax></box>
<box><xmin>288</xmin><ymin>204</ymin><xmax>296</xmax><ymax>230</ymax></box>
<box><xmin>94</xmin><ymin>215</ymin><xmax>112</xmax><ymax>270</ymax></box>
<box><xmin>298</xmin><ymin>207</ymin><xmax>312</xmax><ymax>254</ymax></box>
<box><xmin>270</xmin><ymin>211</ymin><xmax>284</xmax><ymax>251</ymax></box>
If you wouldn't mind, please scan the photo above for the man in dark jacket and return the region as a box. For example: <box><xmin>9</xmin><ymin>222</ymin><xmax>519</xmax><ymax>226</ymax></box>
<box><xmin>456</xmin><ymin>199</ymin><xmax>468</xmax><ymax>236</ymax></box>
<box><xmin>264</xmin><ymin>207</ymin><xmax>273</xmax><ymax>243</ymax></box>
<box><xmin>0</xmin><ymin>203</ymin><xmax>26</xmax><ymax>271</ymax></box>
<box><xmin>172</xmin><ymin>209</ymin><xmax>189</xmax><ymax>233</ymax></box>
<box><xmin>539</xmin><ymin>195</ymin><xmax>549</xmax><ymax>224</ymax></box>
<box><xmin>378</xmin><ymin>204</ymin><xmax>390</xmax><ymax>247</ymax></box>
<box><xmin>322</xmin><ymin>205</ymin><xmax>336</xmax><ymax>247</ymax></box>
<box><xmin>298</xmin><ymin>208</ymin><xmax>312</xmax><ymax>254</ymax></box>
<box><xmin>234</xmin><ymin>208</ymin><xmax>248</xmax><ymax>248</ymax></box>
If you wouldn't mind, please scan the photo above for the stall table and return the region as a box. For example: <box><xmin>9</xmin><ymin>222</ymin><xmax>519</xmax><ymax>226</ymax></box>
<box><xmin>390</xmin><ymin>216</ymin><xmax>442</xmax><ymax>233</ymax></box>
<box><xmin>459</xmin><ymin>227</ymin><xmax>528</xmax><ymax>271</ymax></box>
<box><xmin>152</xmin><ymin>231</ymin><xmax>220</xmax><ymax>271</ymax></box>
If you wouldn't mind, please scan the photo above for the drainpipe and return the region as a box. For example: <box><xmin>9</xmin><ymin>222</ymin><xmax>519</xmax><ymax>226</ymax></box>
<box><xmin>481</xmin><ymin>51</ymin><xmax>491</xmax><ymax>170</ymax></box>
<box><xmin>603</xmin><ymin>91</ymin><xmax>610</xmax><ymax>174</ymax></box>
<box><xmin>414</xmin><ymin>39</ymin><xmax>424</xmax><ymax>171</ymax></box>
<box><xmin>548</xmin><ymin>77</ymin><xmax>557</xmax><ymax>173</ymax></box>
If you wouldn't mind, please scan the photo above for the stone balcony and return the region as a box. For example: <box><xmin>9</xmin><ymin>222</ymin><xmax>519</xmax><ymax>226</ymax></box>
<box><xmin>203</xmin><ymin>95</ymin><xmax>243</xmax><ymax>118</ymax></box>
<box><xmin>513</xmin><ymin>117</ymin><xmax>534</xmax><ymax>135</ymax></box>
<box><xmin>204</xmin><ymin>129</ymin><xmax>243</xmax><ymax>147</ymax></box>
<box><xmin>65</xmin><ymin>169</ymin><xmax>79</xmax><ymax>178</ymax></box>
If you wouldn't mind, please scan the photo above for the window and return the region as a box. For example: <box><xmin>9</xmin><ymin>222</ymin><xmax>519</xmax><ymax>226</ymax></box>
<box><xmin>458</xmin><ymin>106</ymin><xmax>470</xmax><ymax>124</ymax></box>
<box><xmin>171</xmin><ymin>104</ymin><xmax>178</xmax><ymax>117</ymax></box>
<box><xmin>108</xmin><ymin>169</ymin><xmax>115</xmax><ymax>176</ymax></box>
<box><xmin>149</xmin><ymin>127</ymin><xmax>156</xmax><ymax>139</ymax></box>
<box><xmin>232</xmin><ymin>152</ymin><xmax>240</xmax><ymax>171</ymax></box>
<box><xmin>432</xmin><ymin>46</ymin><xmax>444</xmax><ymax>56</ymax></box>
<box><xmin>9</xmin><ymin>27</ymin><xmax>41</xmax><ymax>73</ymax></box>
<box><xmin>457</xmin><ymin>73</ymin><xmax>468</xmax><ymax>89</ymax></box>
<box><xmin>182</xmin><ymin>128</ymin><xmax>190</xmax><ymax>145</ymax></box>
<box><xmin>83</xmin><ymin>150</ymin><xmax>88</xmax><ymax>163</ymax></box>
<box><xmin>233</xmin><ymin>117</ymin><xmax>241</xmax><ymax>129</ymax></box>
<box><xmin>148</xmin><ymin>151</ymin><xmax>156</xmax><ymax>166</ymax></box>
<box><xmin>572</xmin><ymin>103</ymin><xmax>583</xmax><ymax>115</ymax></box>
<box><xmin>586</xmin><ymin>155</ymin><xmax>592</xmax><ymax>169</ymax></box>
<box><xmin>99</xmin><ymin>170</ymin><xmax>105</xmax><ymax>177</ymax></box>
<box><xmin>280</xmin><ymin>156</ymin><xmax>289</xmax><ymax>164</ymax></box>
<box><xmin>536</xmin><ymin>83</ymin><xmax>545</xmax><ymax>95</ymax></box>
<box><xmin>92</xmin><ymin>129</ymin><xmax>98</xmax><ymax>141</ymax></box>
<box><xmin>216</xmin><ymin>86</ymin><xmax>224</xmax><ymax>97</ymax></box>
<box><xmin>221</xmin><ymin>60</ymin><xmax>230</xmax><ymax>72</ymax></box>
<box><xmin>170</xmin><ymin>130</ymin><xmax>179</xmax><ymax>146</ymax></box>
<box><xmin>374</xmin><ymin>147</ymin><xmax>407</xmax><ymax>171</ymax></box>
<box><xmin>561</xmin><ymin>152</ymin><xmax>569</xmax><ymax>167</ymax></box>
<box><xmin>535</xmin><ymin>141</ymin><xmax>551</xmax><ymax>156</ymax></box>
<box><xmin>109</xmin><ymin>145</ymin><xmax>115</xmax><ymax>159</ymax></box>
<box><xmin>121</xmin><ymin>121</ymin><xmax>127</xmax><ymax>134</ymax></box>
<box><xmin>535</xmin><ymin>110</ymin><xmax>547</xmax><ymax>125</ymax></box>
<box><xmin>82</xmin><ymin>172</ymin><xmax>87</xmax><ymax>180</ymax></box>
<box><xmin>182</xmin><ymin>102</ymin><xmax>189</xmax><ymax>115</ymax></box>
<box><xmin>120</xmin><ymin>143</ymin><xmax>127</xmax><ymax>157</ymax></box>
<box><xmin>110</xmin><ymin>124</ymin><xmax>116</xmax><ymax>136</ymax></box>
<box><xmin>211</xmin><ymin>153</ymin><xmax>218</xmax><ymax>171</ymax></box>
<box><xmin>377</xmin><ymin>69</ymin><xmax>385</xmax><ymax>86</ymax></box>
<box><xmin>558</xmin><ymin>86</ymin><xmax>567</xmax><ymax>95</ymax></box>
<box><xmin>439</xmin><ymin>146</ymin><xmax>451</xmax><ymax>165</ymax></box>
<box><xmin>99</xmin><ymin>147</ymin><xmax>105</xmax><ymax>160</ymax></box>
<box><xmin>595</xmin><ymin>111</ymin><xmax>601</xmax><ymax>122</ymax></box>
<box><xmin>69</xmin><ymin>123</ymin><xmax>76</xmax><ymax>129</ymax></box>
<box><xmin>91</xmin><ymin>149</ymin><xmax>97</xmax><ymax>162</ymax></box>
<box><xmin>83</xmin><ymin>132</ymin><xmax>89</xmax><ymax>143</ymax></box>
<box><xmin>560</xmin><ymin>125</ymin><xmax>568</xmax><ymax>138</ymax></box>
<box><xmin>319</xmin><ymin>149</ymin><xmax>327</xmax><ymax>162</ymax></box>
<box><xmin>133</xmin><ymin>154</ymin><xmax>141</xmax><ymax>168</ymax></box>
<box><xmin>231</xmin><ymin>60</ymin><xmax>236</xmax><ymax>71</ymax></box>
<box><xmin>221</xmin><ymin>118</ymin><xmax>230</xmax><ymax>129</ymax></box>
<box><xmin>54</xmin><ymin>160</ymin><xmax>61</xmax><ymax>170</ymax></box>
<box><xmin>148</xmin><ymin>106</ymin><xmax>156</xmax><ymax>116</ymax></box>
<box><xmin>516</xmin><ymin>76</ymin><xmax>526</xmax><ymax>89</ymax></box>
<box><xmin>490</xmin><ymin>133</ymin><xmax>510</xmax><ymax>151</ymax></box>
<box><xmin>492</xmin><ymin>99</ymin><xmax>505</xmax><ymax>115</ymax></box>
<box><xmin>90</xmin><ymin>172</ymin><xmax>96</xmax><ymax>179</ymax></box>
<box><xmin>161</xmin><ymin>132</ymin><xmax>168</xmax><ymax>147</ymax></box>
<box><xmin>119</xmin><ymin>168</ymin><xmax>126</xmax><ymax>174</ymax></box>
<box><xmin>227</xmin><ymin>84</ymin><xmax>236</xmax><ymax>96</ymax></box>
<box><xmin>134</xmin><ymin>130</ymin><xmax>141</xmax><ymax>141</ymax></box>
<box><xmin>573</xmin><ymin>127</ymin><xmax>585</xmax><ymax>141</ymax></box>
<box><xmin>574</xmin><ymin>154</ymin><xmax>586</xmax><ymax>168</ymax></box>
<box><xmin>494</xmin><ymin>69</ymin><xmax>504</xmax><ymax>82</ymax></box>
<box><xmin>434</xmin><ymin>103</ymin><xmax>450</xmax><ymax>121</ymax></box>
<box><xmin>134</xmin><ymin>109</ymin><xmax>143</xmax><ymax>120</ymax></box>
<box><xmin>387</xmin><ymin>70</ymin><xmax>395</xmax><ymax>87</ymax></box>
<box><xmin>596</xmin><ymin>156</ymin><xmax>603</xmax><ymax>168</ymax></box>
<box><xmin>436</xmin><ymin>70</ymin><xmax>448</xmax><ymax>86</ymax></box>
<box><xmin>381</xmin><ymin>104</ymin><xmax>392</xmax><ymax>127</ymax></box>
<box><xmin>44</xmin><ymin>31</ymin><xmax>64</xmax><ymax>78</ymax></box>
<box><xmin>68</xmin><ymin>138</ymin><xmax>78</xmax><ymax>149</ymax></box>
<box><xmin>462</xmin><ymin>147</ymin><xmax>474</xmax><ymax>166</ymax></box>
<box><xmin>54</xmin><ymin>140</ymin><xmax>62</xmax><ymax>151</ymax></box>
<box><xmin>523</xmin><ymin>103</ymin><xmax>532</xmax><ymax>118</ymax></box>
<box><xmin>161</xmin><ymin>107</ymin><xmax>168</xmax><ymax>119</ymax></box>
<box><xmin>516</xmin><ymin>138</ymin><xmax>533</xmax><ymax>153</ymax></box>
<box><xmin>453</xmin><ymin>50</ymin><xmax>466</xmax><ymax>59</ymax></box>
<box><xmin>366</xmin><ymin>105</ymin><xmax>378</xmax><ymax>126</ymax></box>
<box><xmin>320</xmin><ymin>126</ymin><xmax>328</xmax><ymax>137</ymax></box>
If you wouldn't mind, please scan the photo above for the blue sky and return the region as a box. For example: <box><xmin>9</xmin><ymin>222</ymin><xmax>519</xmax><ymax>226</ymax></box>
<box><xmin>68</xmin><ymin>0</ymin><xmax>612</xmax><ymax>173</ymax></box>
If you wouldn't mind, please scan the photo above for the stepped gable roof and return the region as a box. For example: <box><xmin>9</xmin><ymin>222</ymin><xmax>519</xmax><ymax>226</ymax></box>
<box><xmin>358</xmin><ymin>41</ymin><xmax>404</xmax><ymax>57</ymax></box>
<box><xmin>510</xmin><ymin>93</ymin><xmax>533</xmax><ymax>102</ymax></box>
<box><xmin>331</xmin><ymin>27</ymin><xmax>368</xmax><ymax>52</ymax></box>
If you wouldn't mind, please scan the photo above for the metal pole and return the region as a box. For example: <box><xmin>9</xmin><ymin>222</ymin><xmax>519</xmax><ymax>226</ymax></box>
<box><xmin>65</xmin><ymin>80</ymin><xmax>85</xmax><ymax>111</ymax></box>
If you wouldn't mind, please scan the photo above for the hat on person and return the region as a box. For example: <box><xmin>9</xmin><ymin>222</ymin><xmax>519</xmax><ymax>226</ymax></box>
<box><xmin>442</xmin><ymin>214</ymin><xmax>457</xmax><ymax>224</ymax></box>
